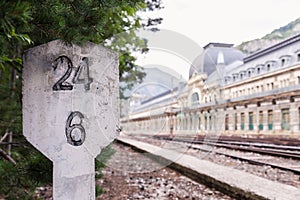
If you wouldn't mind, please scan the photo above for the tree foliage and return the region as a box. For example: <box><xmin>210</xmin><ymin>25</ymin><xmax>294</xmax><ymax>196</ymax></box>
<box><xmin>0</xmin><ymin>0</ymin><xmax>162</xmax><ymax>198</ymax></box>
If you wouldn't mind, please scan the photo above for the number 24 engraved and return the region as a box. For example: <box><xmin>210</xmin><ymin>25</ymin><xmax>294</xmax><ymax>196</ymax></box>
<box><xmin>52</xmin><ymin>56</ymin><xmax>93</xmax><ymax>91</ymax></box>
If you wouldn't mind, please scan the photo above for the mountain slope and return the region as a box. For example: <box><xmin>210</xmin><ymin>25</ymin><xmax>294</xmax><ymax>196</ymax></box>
<box><xmin>237</xmin><ymin>17</ymin><xmax>300</xmax><ymax>54</ymax></box>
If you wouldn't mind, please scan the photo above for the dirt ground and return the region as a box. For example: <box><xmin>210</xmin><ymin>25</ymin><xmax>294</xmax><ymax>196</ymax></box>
<box><xmin>97</xmin><ymin>143</ymin><xmax>234</xmax><ymax>200</ymax></box>
<box><xmin>33</xmin><ymin>143</ymin><xmax>234</xmax><ymax>200</ymax></box>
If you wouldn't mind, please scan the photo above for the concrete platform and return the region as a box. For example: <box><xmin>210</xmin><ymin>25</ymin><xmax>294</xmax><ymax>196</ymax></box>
<box><xmin>117</xmin><ymin>136</ymin><xmax>300</xmax><ymax>200</ymax></box>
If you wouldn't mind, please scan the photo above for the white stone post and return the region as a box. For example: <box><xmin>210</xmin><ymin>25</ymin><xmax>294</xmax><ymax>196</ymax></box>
<box><xmin>23</xmin><ymin>40</ymin><xmax>119</xmax><ymax>200</ymax></box>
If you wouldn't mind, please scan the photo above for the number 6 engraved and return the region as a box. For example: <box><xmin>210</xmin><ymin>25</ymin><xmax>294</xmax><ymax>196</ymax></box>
<box><xmin>66</xmin><ymin>111</ymin><xmax>86</xmax><ymax>146</ymax></box>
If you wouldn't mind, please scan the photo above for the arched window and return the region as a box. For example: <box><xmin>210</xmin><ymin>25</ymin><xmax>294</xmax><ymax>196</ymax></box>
<box><xmin>191</xmin><ymin>92</ymin><xmax>199</xmax><ymax>106</ymax></box>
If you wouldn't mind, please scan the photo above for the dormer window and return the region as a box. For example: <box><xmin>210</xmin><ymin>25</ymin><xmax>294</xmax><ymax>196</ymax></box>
<box><xmin>232</xmin><ymin>73</ymin><xmax>238</xmax><ymax>82</ymax></box>
<box><xmin>281</xmin><ymin>59</ymin><xmax>285</xmax><ymax>67</ymax></box>
<box><xmin>265</xmin><ymin>60</ymin><xmax>276</xmax><ymax>71</ymax></box>
<box><xmin>295</xmin><ymin>50</ymin><xmax>300</xmax><ymax>62</ymax></box>
<box><xmin>247</xmin><ymin>68</ymin><xmax>254</xmax><ymax>77</ymax></box>
<box><xmin>279</xmin><ymin>55</ymin><xmax>291</xmax><ymax>67</ymax></box>
<box><xmin>224</xmin><ymin>76</ymin><xmax>231</xmax><ymax>84</ymax></box>
<box><xmin>255</xmin><ymin>64</ymin><xmax>264</xmax><ymax>74</ymax></box>
<box><xmin>239</xmin><ymin>71</ymin><xmax>246</xmax><ymax>80</ymax></box>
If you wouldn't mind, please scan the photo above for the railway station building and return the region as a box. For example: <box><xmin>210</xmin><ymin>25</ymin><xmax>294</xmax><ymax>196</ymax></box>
<box><xmin>121</xmin><ymin>33</ymin><xmax>300</xmax><ymax>137</ymax></box>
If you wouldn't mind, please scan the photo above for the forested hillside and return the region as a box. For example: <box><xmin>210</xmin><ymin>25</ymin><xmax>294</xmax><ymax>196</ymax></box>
<box><xmin>237</xmin><ymin>17</ymin><xmax>300</xmax><ymax>54</ymax></box>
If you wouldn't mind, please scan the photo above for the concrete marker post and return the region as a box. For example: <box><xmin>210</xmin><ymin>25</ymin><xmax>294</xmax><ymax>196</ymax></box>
<box><xmin>22</xmin><ymin>40</ymin><xmax>119</xmax><ymax>200</ymax></box>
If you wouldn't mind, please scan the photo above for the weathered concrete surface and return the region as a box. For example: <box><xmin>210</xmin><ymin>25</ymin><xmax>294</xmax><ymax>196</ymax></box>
<box><xmin>23</xmin><ymin>40</ymin><xmax>119</xmax><ymax>200</ymax></box>
<box><xmin>117</xmin><ymin>137</ymin><xmax>300</xmax><ymax>200</ymax></box>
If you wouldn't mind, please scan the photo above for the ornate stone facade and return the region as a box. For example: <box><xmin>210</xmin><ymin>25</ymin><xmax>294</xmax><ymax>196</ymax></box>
<box><xmin>122</xmin><ymin>34</ymin><xmax>300</xmax><ymax>137</ymax></box>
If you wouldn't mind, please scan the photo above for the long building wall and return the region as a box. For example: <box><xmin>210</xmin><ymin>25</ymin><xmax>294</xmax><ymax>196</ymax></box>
<box><xmin>121</xmin><ymin>35</ymin><xmax>300</xmax><ymax>137</ymax></box>
<box><xmin>122</xmin><ymin>96</ymin><xmax>300</xmax><ymax>136</ymax></box>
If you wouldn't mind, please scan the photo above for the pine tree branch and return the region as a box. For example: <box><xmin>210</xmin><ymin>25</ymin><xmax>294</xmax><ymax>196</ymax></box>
<box><xmin>0</xmin><ymin>148</ymin><xmax>16</xmax><ymax>165</ymax></box>
<box><xmin>69</xmin><ymin>2</ymin><xmax>85</xmax><ymax>18</ymax></box>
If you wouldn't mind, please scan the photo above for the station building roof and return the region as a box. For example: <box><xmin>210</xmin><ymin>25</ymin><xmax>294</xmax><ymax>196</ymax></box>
<box><xmin>189</xmin><ymin>43</ymin><xmax>244</xmax><ymax>78</ymax></box>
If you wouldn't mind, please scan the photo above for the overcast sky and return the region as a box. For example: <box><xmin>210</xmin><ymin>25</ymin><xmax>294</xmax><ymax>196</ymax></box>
<box><xmin>137</xmin><ymin>0</ymin><xmax>300</xmax><ymax>80</ymax></box>
<box><xmin>158</xmin><ymin>0</ymin><xmax>300</xmax><ymax>45</ymax></box>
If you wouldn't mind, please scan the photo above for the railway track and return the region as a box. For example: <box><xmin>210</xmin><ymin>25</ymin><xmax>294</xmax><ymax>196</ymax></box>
<box><xmin>189</xmin><ymin>143</ymin><xmax>300</xmax><ymax>175</ymax></box>
<box><xmin>150</xmin><ymin>135</ymin><xmax>300</xmax><ymax>175</ymax></box>
<box><xmin>118</xmin><ymin>135</ymin><xmax>300</xmax><ymax>199</ymax></box>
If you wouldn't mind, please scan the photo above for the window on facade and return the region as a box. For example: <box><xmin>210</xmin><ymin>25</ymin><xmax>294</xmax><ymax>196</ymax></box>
<box><xmin>249</xmin><ymin>112</ymin><xmax>254</xmax><ymax>130</ymax></box>
<box><xmin>281</xmin><ymin>58</ymin><xmax>286</xmax><ymax>67</ymax></box>
<box><xmin>268</xmin><ymin>110</ymin><xmax>273</xmax><ymax>130</ymax></box>
<box><xmin>191</xmin><ymin>92</ymin><xmax>199</xmax><ymax>106</ymax></box>
<box><xmin>248</xmin><ymin>71</ymin><xmax>251</xmax><ymax>77</ymax></box>
<box><xmin>241</xmin><ymin>113</ymin><xmax>245</xmax><ymax>130</ymax></box>
<box><xmin>204</xmin><ymin>116</ymin><xmax>207</xmax><ymax>130</ymax></box>
<box><xmin>257</xmin><ymin>68</ymin><xmax>260</xmax><ymax>74</ymax></box>
<box><xmin>298</xmin><ymin>76</ymin><xmax>300</xmax><ymax>84</ymax></box>
<box><xmin>267</xmin><ymin>64</ymin><xmax>271</xmax><ymax>71</ymax></box>
<box><xmin>271</xmin><ymin>83</ymin><xmax>274</xmax><ymax>90</ymax></box>
<box><xmin>298</xmin><ymin>53</ymin><xmax>300</xmax><ymax>62</ymax></box>
<box><xmin>213</xmin><ymin>115</ymin><xmax>217</xmax><ymax>131</ymax></box>
<box><xmin>281</xmin><ymin>108</ymin><xmax>290</xmax><ymax>130</ymax></box>
<box><xmin>225</xmin><ymin>114</ymin><xmax>229</xmax><ymax>130</ymax></box>
<box><xmin>234</xmin><ymin>113</ymin><xmax>238</xmax><ymax>130</ymax></box>
<box><xmin>259</xmin><ymin>111</ymin><xmax>263</xmax><ymax>130</ymax></box>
